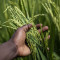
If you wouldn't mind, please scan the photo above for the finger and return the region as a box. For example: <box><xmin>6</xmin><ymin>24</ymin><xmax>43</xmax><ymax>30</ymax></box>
<box><xmin>22</xmin><ymin>24</ymin><xmax>33</xmax><ymax>32</ymax></box>
<box><xmin>18</xmin><ymin>45</ymin><xmax>31</xmax><ymax>56</ymax></box>
<box><xmin>23</xmin><ymin>45</ymin><xmax>31</xmax><ymax>56</ymax></box>
<box><xmin>44</xmin><ymin>35</ymin><xmax>50</xmax><ymax>40</ymax></box>
<box><xmin>36</xmin><ymin>24</ymin><xmax>42</xmax><ymax>29</ymax></box>
<box><xmin>48</xmin><ymin>35</ymin><xmax>50</xmax><ymax>39</ymax></box>
<box><xmin>38</xmin><ymin>26</ymin><xmax>48</xmax><ymax>33</ymax></box>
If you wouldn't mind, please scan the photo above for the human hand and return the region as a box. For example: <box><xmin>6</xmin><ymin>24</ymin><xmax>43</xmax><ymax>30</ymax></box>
<box><xmin>10</xmin><ymin>24</ymin><xmax>50</xmax><ymax>56</ymax></box>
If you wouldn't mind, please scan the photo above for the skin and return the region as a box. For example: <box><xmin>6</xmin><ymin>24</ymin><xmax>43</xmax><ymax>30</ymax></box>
<box><xmin>11</xmin><ymin>24</ymin><xmax>50</xmax><ymax>56</ymax></box>
<box><xmin>0</xmin><ymin>24</ymin><xmax>50</xmax><ymax>60</ymax></box>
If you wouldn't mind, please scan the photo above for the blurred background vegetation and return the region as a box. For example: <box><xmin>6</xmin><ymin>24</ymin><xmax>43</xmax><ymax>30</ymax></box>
<box><xmin>0</xmin><ymin>0</ymin><xmax>60</xmax><ymax>60</ymax></box>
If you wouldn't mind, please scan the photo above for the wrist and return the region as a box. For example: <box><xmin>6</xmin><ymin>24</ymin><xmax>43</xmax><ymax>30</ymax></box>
<box><xmin>0</xmin><ymin>39</ymin><xmax>18</xmax><ymax>60</ymax></box>
<box><xmin>7</xmin><ymin>40</ymin><xmax>18</xmax><ymax>59</ymax></box>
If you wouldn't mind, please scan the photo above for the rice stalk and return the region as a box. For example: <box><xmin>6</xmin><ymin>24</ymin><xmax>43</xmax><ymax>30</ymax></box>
<box><xmin>0</xmin><ymin>0</ymin><xmax>60</xmax><ymax>60</ymax></box>
<box><xmin>3</xmin><ymin>5</ymin><xmax>45</xmax><ymax>60</ymax></box>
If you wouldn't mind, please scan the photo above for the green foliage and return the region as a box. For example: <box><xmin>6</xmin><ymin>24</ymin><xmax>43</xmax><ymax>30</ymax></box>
<box><xmin>0</xmin><ymin>0</ymin><xmax>60</xmax><ymax>60</ymax></box>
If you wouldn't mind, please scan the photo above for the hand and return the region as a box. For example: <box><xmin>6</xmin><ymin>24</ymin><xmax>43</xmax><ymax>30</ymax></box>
<box><xmin>10</xmin><ymin>24</ymin><xmax>50</xmax><ymax>56</ymax></box>
<box><xmin>10</xmin><ymin>24</ymin><xmax>33</xmax><ymax>56</ymax></box>
<box><xmin>36</xmin><ymin>24</ymin><xmax>50</xmax><ymax>39</ymax></box>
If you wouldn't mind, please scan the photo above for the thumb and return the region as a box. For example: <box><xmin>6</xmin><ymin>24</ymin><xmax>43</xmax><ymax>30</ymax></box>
<box><xmin>18</xmin><ymin>45</ymin><xmax>31</xmax><ymax>56</ymax></box>
<box><xmin>22</xmin><ymin>24</ymin><xmax>33</xmax><ymax>32</ymax></box>
<box><xmin>22</xmin><ymin>45</ymin><xmax>31</xmax><ymax>56</ymax></box>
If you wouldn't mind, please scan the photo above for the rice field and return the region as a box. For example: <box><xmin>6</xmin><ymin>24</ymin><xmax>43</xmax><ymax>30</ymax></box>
<box><xmin>0</xmin><ymin>0</ymin><xmax>60</xmax><ymax>60</ymax></box>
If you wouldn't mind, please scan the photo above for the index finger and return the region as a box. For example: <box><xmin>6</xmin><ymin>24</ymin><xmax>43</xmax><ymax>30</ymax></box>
<box><xmin>36</xmin><ymin>24</ymin><xmax>42</xmax><ymax>29</ymax></box>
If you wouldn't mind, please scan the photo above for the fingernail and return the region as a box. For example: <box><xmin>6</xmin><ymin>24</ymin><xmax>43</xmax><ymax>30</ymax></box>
<box><xmin>28</xmin><ymin>24</ymin><xmax>33</xmax><ymax>28</ymax></box>
<box><xmin>48</xmin><ymin>35</ymin><xmax>50</xmax><ymax>38</ymax></box>
<box><xmin>45</xmin><ymin>26</ymin><xmax>48</xmax><ymax>29</ymax></box>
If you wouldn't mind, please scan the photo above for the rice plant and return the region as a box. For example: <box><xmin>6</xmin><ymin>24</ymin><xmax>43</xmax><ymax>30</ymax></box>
<box><xmin>0</xmin><ymin>0</ymin><xmax>60</xmax><ymax>60</ymax></box>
